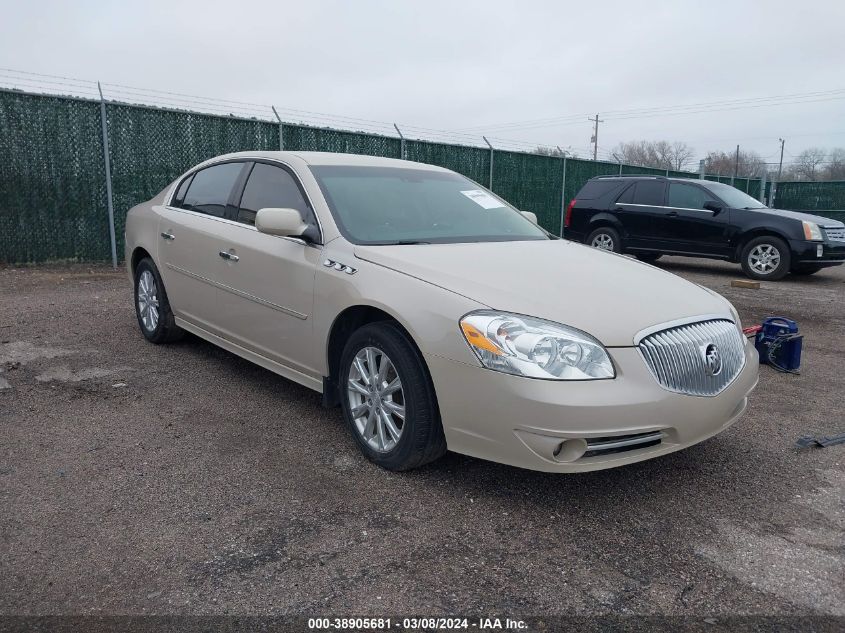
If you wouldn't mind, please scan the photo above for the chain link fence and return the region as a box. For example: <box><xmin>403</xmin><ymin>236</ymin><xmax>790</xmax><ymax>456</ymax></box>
<box><xmin>2</xmin><ymin>87</ymin><xmax>842</xmax><ymax>265</ymax></box>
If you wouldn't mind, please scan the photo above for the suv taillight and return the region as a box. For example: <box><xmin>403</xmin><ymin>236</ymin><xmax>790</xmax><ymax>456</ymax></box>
<box><xmin>564</xmin><ymin>199</ymin><xmax>576</xmax><ymax>228</ymax></box>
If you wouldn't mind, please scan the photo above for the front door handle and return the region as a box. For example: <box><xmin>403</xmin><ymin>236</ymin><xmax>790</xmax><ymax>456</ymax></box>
<box><xmin>160</xmin><ymin>232</ymin><xmax>175</xmax><ymax>241</ymax></box>
<box><xmin>219</xmin><ymin>251</ymin><xmax>239</xmax><ymax>262</ymax></box>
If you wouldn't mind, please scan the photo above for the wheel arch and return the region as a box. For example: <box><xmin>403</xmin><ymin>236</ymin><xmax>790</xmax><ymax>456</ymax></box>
<box><xmin>130</xmin><ymin>246</ymin><xmax>152</xmax><ymax>278</ymax></box>
<box><xmin>733</xmin><ymin>227</ymin><xmax>792</xmax><ymax>262</ymax></box>
<box><xmin>323</xmin><ymin>304</ymin><xmax>426</xmax><ymax>408</ymax></box>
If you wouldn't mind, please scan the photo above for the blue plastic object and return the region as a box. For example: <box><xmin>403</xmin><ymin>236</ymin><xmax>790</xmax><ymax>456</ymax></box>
<box><xmin>755</xmin><ymin>317</ymin><xmax>802</xmax><ymax>371</ymax></box>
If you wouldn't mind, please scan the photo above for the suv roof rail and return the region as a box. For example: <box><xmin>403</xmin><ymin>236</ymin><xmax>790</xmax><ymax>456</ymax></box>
<box><xmin>592</xmin><ymin>174</ymin><xmax>667</xmax><ymax>180</ymax></box>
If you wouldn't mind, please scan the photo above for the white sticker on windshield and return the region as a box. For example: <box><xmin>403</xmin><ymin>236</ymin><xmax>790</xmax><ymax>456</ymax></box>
<box><xmin>460</xmin><ymin>189</ymin><xmax>506</xmax><ymax>210</ymax></box>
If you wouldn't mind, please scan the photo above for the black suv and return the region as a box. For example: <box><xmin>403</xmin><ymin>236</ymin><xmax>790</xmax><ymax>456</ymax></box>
<box><xmin>564</xmin><ymin>176</ymin><xmax>845</xmax><ymax>280</ymax></box>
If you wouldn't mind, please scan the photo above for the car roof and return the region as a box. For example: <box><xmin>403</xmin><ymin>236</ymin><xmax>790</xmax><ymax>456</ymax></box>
<box><xmin>590</xmin><ymin>175</ymin><xmax>719</xmax><ymax>185</ymax></box>
<box><xmin>206</xmin><ymin>150</ymin><xmax>451</xmax><ymax>171</ymax></box>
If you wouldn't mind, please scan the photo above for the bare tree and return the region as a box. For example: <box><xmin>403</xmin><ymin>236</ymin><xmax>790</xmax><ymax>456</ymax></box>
<box><xmin>792</xmin><ymin>147</ymin><xmax>828</xmax><ymax>181</ymax></box>
<box><xmin>609</xmin><ymin>140</ymin><xmax>695</xmax><ymax>170</ymax></box>
<box><xmin>533</xmin><ymin>146</ymin><xmax>579</xmax><ymax>158</ymax></box>
<box><xmin>704</xmin><ymin>150</ymin><xmax>766</xmax><ymax>177</ymax></box>
<box><xmin>823</xmin><ymin>148</ymin><xmax>845</xmax><ymax>180</ymax></box>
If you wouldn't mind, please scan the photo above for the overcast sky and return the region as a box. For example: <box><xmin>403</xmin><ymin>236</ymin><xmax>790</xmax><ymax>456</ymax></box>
<box><xmin>2</xmin><ymin>0</ymin><xmax>843</xmax><ymax>166</ymax></box>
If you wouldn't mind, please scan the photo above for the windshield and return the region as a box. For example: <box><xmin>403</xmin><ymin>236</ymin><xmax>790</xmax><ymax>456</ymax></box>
<box><xmin>703</xmin><ymin>182</ymin><xmax>767</xmax><ymax>209</ymax></box>
<box><xmin>310</xmin><ymin>165</ymin><xmax>549</xmax><ymax>245</ymax></box>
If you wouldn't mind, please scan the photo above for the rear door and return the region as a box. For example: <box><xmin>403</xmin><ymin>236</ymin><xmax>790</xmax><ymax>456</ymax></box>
<box><xmin>157</xmin><ymin>161</ymin><xmax>249</xmax><ymax>334</ymax></box>
<box><xmin>214</xmin><ymin>161</ymin><xmax>323</xmax><ymax>381</ymax></box>
<box><xmin>613</xmin><ymin>179</ymin><xmax>667</xmax><ymax>248</ymax></box>
<box><xmin>663</xmin><ymin>182</ymin><xmax>732</xmax><ymax>256</ymax></box>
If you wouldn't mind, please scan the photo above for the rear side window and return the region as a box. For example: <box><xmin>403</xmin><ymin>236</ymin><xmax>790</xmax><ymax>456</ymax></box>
<box><xmin>237</xmin><ymin>163</ymin><xmax>312</xmax><ymax>226</ymax></box>
<box><xmin>172</xmin><ymin>174</ymin><xmax>193</xmax><ymax>207</ymax></box>
<box><xmin>667</xmin><ymin>183</ymin><xmax>711</xmax><ymax>210</ymax></box>
<box><xmin>181</xmin><ymin>162</ymin><xmax>244</xmax><ymax>218</ymax></box>
<box><xmin>631</xmin><ymin>181</ymin><xmax>665</xmax><ymax>206</ymax></box>
<box><xmin>576</xmin><ymin>180</ymin><xmax>624</xmax><ymax>200</ymax></box>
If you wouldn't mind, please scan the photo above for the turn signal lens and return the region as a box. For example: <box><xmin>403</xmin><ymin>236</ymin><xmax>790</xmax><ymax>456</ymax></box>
<box><xmin>802</xmin><ymin>221</ymin><xmax>823</xmax><ymax>241</ymax></box>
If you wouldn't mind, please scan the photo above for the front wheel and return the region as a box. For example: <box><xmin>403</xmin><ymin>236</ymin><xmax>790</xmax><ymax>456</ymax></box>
<box><xmin>586</xmin><ymin>226</ymin><xmax>621</xmax><ymax>253</ymax></box>
<box><xmin>339</xmin><ymin>322</ymin><xmax>446</xmax><ymax>471</ymax></box>
<box><xmin>740</xmin><ymin>236</ymin><xmax>791</xmax><ymax>281</ymax></box>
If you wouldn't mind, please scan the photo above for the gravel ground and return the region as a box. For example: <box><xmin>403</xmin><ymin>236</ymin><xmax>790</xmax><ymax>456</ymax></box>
<box><xmin>0</xmin><ymin>257</ymin><xmax>843</xmax><ymax>619</ymax></box>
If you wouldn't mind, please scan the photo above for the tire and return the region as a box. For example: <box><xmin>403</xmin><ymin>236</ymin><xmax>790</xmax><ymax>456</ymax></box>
<box><xmin>339</xmin><ymin>321</ymin><xmax>446</xmax><ymax>471</ymax></box>
<box><xmin>134</xmin><ymin>257</ymin><xmax>183</xmax><ymax>344</ymax></box>
<box><xmin>586</xmin><ymin>226</ymin><xmax>621</xmax><ymax>253</ymax></box>
<box><xmin>740</xmin><ymin>235</ymin><xmax>791</xmax><ymax>281</ymax></box>
<box><xmin>635</xmin><ymin>253</ymin><xmax>662</xmax><ymax>263</ymax></box>
<box><xmin>791</xmin><ymin>264</ymin><xmax>823</xmax><ymax>276</ymax></box>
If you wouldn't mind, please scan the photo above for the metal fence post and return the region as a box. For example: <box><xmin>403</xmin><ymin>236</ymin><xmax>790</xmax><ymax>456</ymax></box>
<box><xmin>97</xmin><ymin>82</ymin><xmax>118</xmax><ymax>269</ymax></box>
<box><xmin>759</xmin><ymin>172</ymin><xmax>767</xmax><ymax>204</ymax></box>
<box><xmin>393</xmin><ymin>123</ymin><xmax>405</xmax><ymax>160</ymax></box>
<box><xmin>271</xmin><ymin>106</ymin><xmax>284</xmax><ymax>150</ymax></box>
<box><xmin>559</xmin><ymin>154</ymin><xmax>568</xmax><ymax>237</ymax></box>
<box><xmin>699</xmin><ymin>159</ymin><xmax>705</xmax><ymax>179</ymax></box>
<box><xmin>483</xmin><ymin>136</ymin><xmax>494</xmax><ymax>189</ymax></box>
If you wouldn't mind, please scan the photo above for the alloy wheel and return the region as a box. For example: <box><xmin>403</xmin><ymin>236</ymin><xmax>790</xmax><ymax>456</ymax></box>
<box><xmin>347</xmin><ymin>346</ymin><xmax>405</xmax><ymax>453</ymax></box>
<box><xmin>137</xmin><ymin>270</ymin><xmax>160</xmax><ymax>332</ymax></box>
<box><xmin>591</xmin><ymin>233</ymin><xmax>614</xmax><ymax>251</ymax></box>
<box><xmin>748</xmin><ymin>244</ymin><xmax>781</xmax><ymax>275</ymax></box>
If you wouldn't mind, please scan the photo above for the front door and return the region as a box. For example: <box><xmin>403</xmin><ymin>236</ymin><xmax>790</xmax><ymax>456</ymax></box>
<box><xmin>662</xmin><ymin>181</ymin><xmax>732</xmax><ymax>256</ymax></box>
<box><xmin>214</xmin><ymin>161</ymin><xmax>322</xmax><ymax>381</ymax></box>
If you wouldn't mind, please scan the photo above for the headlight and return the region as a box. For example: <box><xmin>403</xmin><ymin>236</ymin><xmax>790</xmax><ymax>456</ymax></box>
<box><xmin>803</xmin><ymin>221</ymin><xmax>823</xmax><ymax>241</ymax></box>
<box><xmin>459</xmin><ymin>311</ymin><xmax>615</xmax><ymax>380</ymax></box>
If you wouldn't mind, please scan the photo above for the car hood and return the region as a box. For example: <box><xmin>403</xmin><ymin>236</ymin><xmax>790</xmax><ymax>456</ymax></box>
<box><xmin>353</xmin><ymin>240</ymin><xmax>732</xmax><ymax>347</ymax></box>
<box><xmin>750</xmin><ymin>207</ymin><xmax>844</xmax><ymax>227</ymax></box>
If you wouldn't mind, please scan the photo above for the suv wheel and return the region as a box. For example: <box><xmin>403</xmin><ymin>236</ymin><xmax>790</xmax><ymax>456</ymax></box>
<box><xmin>740</xmin><ymin>236</ymin><xmax>791</xmax><ymax>281</ymax></box>
<box><xmin>339</xmin><ymin>322</ymin><xmax>447</xmax><ymax>471</ymax></box>
<box><xmin>587</xmin><ymin>227</ymin><xmax>621</xmax><ymax>253</ymax></box>
<box><xmin>134</xmin><ymin>258</ymin><xmax>183</xmax><ymax>343</ymax></box>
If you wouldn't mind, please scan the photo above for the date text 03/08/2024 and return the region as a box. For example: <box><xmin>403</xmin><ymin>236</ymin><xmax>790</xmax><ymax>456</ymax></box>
<box><xmin>307</xmin><ymin>617</ymin><xmax>528</xmax><ymax>630</ymax></box>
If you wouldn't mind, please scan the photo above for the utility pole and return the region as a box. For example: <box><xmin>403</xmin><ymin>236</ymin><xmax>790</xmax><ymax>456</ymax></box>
<box><xmin>733</xmin><ymin>144</ymin><xmax>740</xmax><ymax>185</ymax></box>
<box><xmin>589</xmin><ymin>113</ymin><xmax>603</xmax><ymax>161</ymax></box>
<box><xmin>776</xmin><ymin>138</ymin><xmax>785</xmax><ymax>181</ymax></box>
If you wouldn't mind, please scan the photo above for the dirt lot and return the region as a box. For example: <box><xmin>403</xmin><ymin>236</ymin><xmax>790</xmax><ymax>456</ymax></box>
<box><xmin>1</xmin><ymin>257</ymin><xmax>843</xmax><ymax>620</ymax></box>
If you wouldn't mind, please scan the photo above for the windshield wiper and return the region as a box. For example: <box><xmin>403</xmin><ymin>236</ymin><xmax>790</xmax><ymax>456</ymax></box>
<box><xmin>389</xmin><ymin>240</ymin><xmax>431</xmax><ymax>245</ymax></box>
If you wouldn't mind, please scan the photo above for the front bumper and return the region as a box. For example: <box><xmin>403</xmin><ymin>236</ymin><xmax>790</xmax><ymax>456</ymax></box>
<box><xmin>790</xmin><ymin>239</ymin><xmax>845</xmax><ymax>266</ymax></box>
<box><xmin>426</xmin><ymin>338</ymin><xmax>759</xmax><ymax>472</ymax></box>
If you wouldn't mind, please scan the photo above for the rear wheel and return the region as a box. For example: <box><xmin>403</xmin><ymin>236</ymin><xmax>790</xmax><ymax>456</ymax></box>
<box><xmin>635</xmin><ymin>253</ymin><xmax>662</xmax><ymax>263</ymax></box>
<box><xmin>134</xmin><ymin>258</ymin><xmax>183</xmax><ymax>343</ymax></box>
<box><xmin>339</xmin><ymin>322</ymin><xmax>446</xmax><ymax>471</ymax></box>
<box><xmin>791</xmin><ymin>264</ymin><xmax>823</xmax><ymax>276</ymax></box>
<box><xmin>740</xmin><ymin>236</ymin><xmax>791</xmax><ymax>281</ymax></box>
<box><xmin>586</xmin><ymin>226</ymin><xmax>621</xmax><ymax>253</ymax></box>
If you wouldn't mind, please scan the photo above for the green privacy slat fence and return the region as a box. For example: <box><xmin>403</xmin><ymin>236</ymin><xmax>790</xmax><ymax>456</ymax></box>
<box><xmin>0</xmin><ymin>91</ymin><xmax>110</xmax><ymax>262</ymax></box>
<box><xmin>3</xmin><ymin>87</ymin><xmax>844</xmax><ymax>264</ymax></box>
<box><xmin>106</xmin><ymin>103</ymin><xmax>281</xmax><ymax>259</ymax></box>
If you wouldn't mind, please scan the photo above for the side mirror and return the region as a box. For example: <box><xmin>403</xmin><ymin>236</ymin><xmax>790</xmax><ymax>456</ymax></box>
<box><xmin>521</xmin><ymin>211</ymin><xmax>538</xmax><ymax>224</ymax></box>
<box><xmin>256</xmin><ymin>207</ymin><xmax>310</xmax><ymax>238</ymax></box>
<box><xmin>703</xmin><ymin>201</ymin><xmax>723</xmax><ymax>213</ymax></box>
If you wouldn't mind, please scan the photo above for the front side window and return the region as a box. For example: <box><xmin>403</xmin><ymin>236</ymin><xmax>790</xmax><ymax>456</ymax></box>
<box><xmin>667</xmin><ymin>183</ymin><xmax>711</xmax><ymax>210</ymax></box>
<box><xmin>631</xmin><ymin>181</ymin><xmax>665</xmax><ymax>206</ymax></box>
<box><xmin>310</xmin><ymin>166</ymin><xmax>548</xmax><ymax>245</ymax></box>
<box><xmin>237</xmin><ymin>163</ymin><xmax>312</xmax><ymax>226</ymax></box>
<box><xmin>180</xmin><ymin>162</ymin><xmax>245</xmax><ymax>218</ymax></box>
<box><xmin>701</xmin><ymin>182</ymin><xmax>767</xmax><ymax>209</ymax></box>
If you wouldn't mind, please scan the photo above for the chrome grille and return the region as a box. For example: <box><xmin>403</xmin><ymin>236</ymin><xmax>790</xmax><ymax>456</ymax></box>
<box><xmin>823</xmin><ymin>226</ymin><xmax>845</xmax><ymax>242</ymax></box>
<box><xmin>638</xmin><ymin>319</ymin><xmax>745</xmax><ymax>397</ymax></box>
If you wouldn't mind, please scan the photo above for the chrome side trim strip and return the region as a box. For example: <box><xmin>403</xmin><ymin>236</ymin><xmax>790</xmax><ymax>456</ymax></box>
<box><xmin>586</xmin><ymin>432</ymin><xmax>664</xmax><ymax>451</ymax></box>
<box><xmin>620</xmin><ymin>203</ymin><xmax>716</xmax><ymax>213</ymax></box>
<box><xmin>165</xmin><ymin>263</ymin><xmax>308</xmax><ymax>320</ymax></box>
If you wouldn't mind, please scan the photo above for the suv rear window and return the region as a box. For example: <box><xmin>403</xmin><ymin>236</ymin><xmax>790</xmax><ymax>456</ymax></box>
<box><xmin>576</xmin><ymin>180</ymin><xmax>625</xmax><ymax>200</ymax></box>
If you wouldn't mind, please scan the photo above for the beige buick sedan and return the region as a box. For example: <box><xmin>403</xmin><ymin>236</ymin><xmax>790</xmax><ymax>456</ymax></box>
<box><xmin>125</xmin><ymin>151</ymin><xmax>758</xmax><ymax>472</ymax></box>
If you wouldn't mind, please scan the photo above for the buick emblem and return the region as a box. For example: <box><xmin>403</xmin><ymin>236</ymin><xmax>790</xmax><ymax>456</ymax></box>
<box><xmin>703</xmin><ymin>343</ymin><xmax>722</xmax><ymax>376</ymax></box>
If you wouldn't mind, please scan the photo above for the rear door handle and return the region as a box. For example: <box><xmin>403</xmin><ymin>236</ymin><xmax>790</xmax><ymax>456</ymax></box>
<box><xmin>160</xmin><ymin>232</ymin><xmax>175</xmax><ymax>241</ymax></box>
<box><xmin>219</xmin><ymin>251</ymin><xmax>239</xmax><ymax>262</ymax></box>
<box><xmin>667</xmin><ymin>211</ymin><xmax>679</xmax><ymax>217</ymax></box>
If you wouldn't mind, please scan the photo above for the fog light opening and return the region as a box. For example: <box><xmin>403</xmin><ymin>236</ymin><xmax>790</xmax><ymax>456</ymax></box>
<box><xmin>552</xmin><ymin>438</ymin><xmax>588</xmax><ymax>463</ymax></box>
